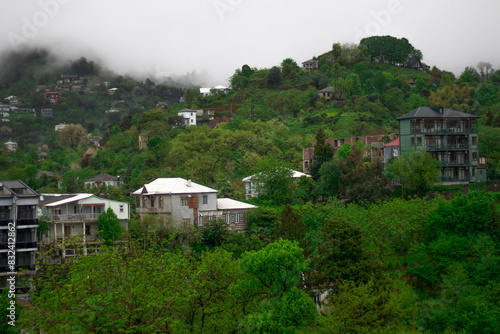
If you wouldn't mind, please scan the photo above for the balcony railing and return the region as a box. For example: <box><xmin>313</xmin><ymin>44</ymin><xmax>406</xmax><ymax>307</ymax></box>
<box><xmin>414</xmin><ymin>128</ymin><xmax>472</xmax><ymax>135</ymax></box>
<box><xmin>440</xmin><ymin>160</ymin><xmax>469</xmax><ymax>166</ymax></box>
<box><xmin>48</xmin><ymin>213</ymin><xmax>100</xmax><ymax>222</ymax></box>
<box><xmin>426</xmin><ymin>144</ymin><xmax>469</xmax><ymax>150</ymax></box>
<box><xmin>17</xmin><ymin>218</ymin><xmax>38</xmax><ymax>226</ymax></box>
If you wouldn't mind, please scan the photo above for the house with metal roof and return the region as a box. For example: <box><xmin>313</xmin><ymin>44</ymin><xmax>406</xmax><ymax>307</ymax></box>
<box><xmin>39</xmin><ymin>193</ymin><xmax>130</xmax><ymax>260</ymax></box>
<box><xmin>84</xmin><ymin>174</ymin><xmax>121</xmax><ymax>188</ymax></box>
<box><xmin>396</xmin><ymin>107</ymin><xmax>486</xmax><ymax>184</ymax></box>
<box><xmin>242</xmin><ymin>169</ymin><xmax>311</xmax><ymax>200</ymax></box>
<box><xmin>133</xmin><ymin>178</ymin><xmax>256</xmax><ymax>230</ymax></box>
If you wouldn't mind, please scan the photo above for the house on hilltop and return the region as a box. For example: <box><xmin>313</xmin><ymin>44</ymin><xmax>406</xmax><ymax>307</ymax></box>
<box><xmin>302</xmin><ymin>59</ymin><xmax>319</xmax><ymax>71</ymax></box>
<box><xmin>178</xmin><ymin>108</ymin><xmax>197</xmax><ymax>126</ymax></box>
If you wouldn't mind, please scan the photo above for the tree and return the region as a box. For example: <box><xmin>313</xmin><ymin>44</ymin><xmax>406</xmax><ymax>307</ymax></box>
<box><xmin>59</xmin><ymin>124</ymin><xmax>88</xmax><ymax>148</ymax></box>
<box><xmin>306</xmin><ymin>217</ymin><xmax>384</xmax><ymax>291</ymax></box>
<box><xmin>240</xmin><ymin>239</ymin><xmax>317</xmax><ymax>332</ymax></box>
<box><xmin>339</xmin><ymin>144</ymin><xmax>392</xmax><ymax>203</ymax></box>
<box><xmin>267</xmin><ymin>66</ymin><xmax>281</xmax><ymax>86</ymax></box>
<box><xmin>201</xmin><ymin>219</ymin><xmax>230</xmax><ymax>248</ymax></box>
<box><xmin>360</xmin><ymin>36</ymin><xmax>422</xmax><ymax>65</ymax></box>
<box><xmin>309</xmin><ymin>127</ymin><xmax>334</xmax><ymax>180</ymax></box>
<box><xmin>276</xmin><ymin>204</ymin><xmax>306</xmax><ymax>242</ymax></box>
<box><xmin>459</xmin><ymin>66</ymin><xmax>481</xmax><ymax>86</ymax></box>
<box><xmin>184</xmin><ymin>87</ymin><xmax>201</xmax><ymax>108</ymax></box>
<box><xmin>252</xmin><ymin>167</ymin><xmax>294</xmax><ymax>206</ymax></box>
<box><xmin>387</xmin><ymin>148</ymin><xmax>441</xmax><ymax>197</ymax></box>
<box><xmin>97</xmin><ymin>207</ymin><xmax>122</xmax><ymax>245</ymax></box>
<box><xmin>281</xmin><ymin>58</ymin><xmax>300</xmax><ymax>81</ymax></box>
<box><xmin>313</xmin><ymin>159</ymin><xmax>342</xmax><ymax>200</ymax></box>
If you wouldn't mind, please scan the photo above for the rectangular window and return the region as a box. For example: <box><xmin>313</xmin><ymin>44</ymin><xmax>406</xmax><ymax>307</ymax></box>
<box><xmin>203</xmin><ymin>196</ymin><xmax>208</xmax><ymax>205</ymax></box>
<box><xmin>472</xmin><ymin>152</ymin><xmax>478</xmax><ymax>160</ymax></box>
<box><xmin>85</xmin><ymin>225</ymin><xmax>90</xmax><ymax>235</ymax></box>
<box><xmin>226</xmin><ymin>213</ymin><xmax>230</xmax><ymax>223</ymax></box>
<box><xmin>181</xmin><ymin>197</ymin><xmax>188</xmax><ymax>206</ymax></box>
<box><xmin>150</xmin><ymin>197</ymin><xmax>155</xmax><ymax>208</ymax></box>
<box><xmin>472</xmin><ymin>136</ymin><xmax>477</xmax><ymax>145</ymax></box>
<box><xmin>120</xmin><ymin>205</ymin><xmax>124</xmax><ymax>213</ymax></box>
<box><xmin>235</xmin><ymin>213</ymin><xmax>240</xmax><ymax>224</ymax></box>
<box><xmin>64</xmin><ymin>226</ymin><xmax>71</xmax><ymax>236</ymax></box>
<box><xmin>472</xmin><ymin>168</ymin><xmax>476</xmax><ymax>177</ymax></box>
<box><xmin>198</xmin><ymin>216</ymin><xmax>203</xmax><ymax>227</ymax></box>
<box><xmin>74</xmin><ymin>206</ymin><xmax>78</xmax><ymax>214</ymax></box>
<box><xmin>159</xmin><ymin>197</ymin><xmax>164</xmax><ymax>208</ymax></box>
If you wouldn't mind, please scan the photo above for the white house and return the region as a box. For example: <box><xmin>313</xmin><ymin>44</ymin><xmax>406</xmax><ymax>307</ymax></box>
<box><xmin>84</xmin><ymin>174</ymin><xmax>121</xmax><ymax>188</ymax></box>
<box><xmin>4</xmin><ymin>141</ymin><xmax>17</xmax><ymax>152</ymax></box>
<box><xmin>133</xmin><ymin>178</ymin><xmax>256</xmax><ymax>230</ymax></box>
<box><xmin>242</xmin><ymin>169</ymin><xmax>312</xmax><ymax>200</ymax></box>
<box><xmin>178</xmin><ymin>108</ymin><xmax>197</xmax><ymax>126</ymax></box>
<box><xmin>39</xmin><ymin>193</ymin><xmax>130</xmax><ymax>259</ymax></box>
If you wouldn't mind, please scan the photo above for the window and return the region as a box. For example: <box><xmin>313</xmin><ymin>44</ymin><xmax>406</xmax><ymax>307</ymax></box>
<box><xmin>411</xmin><ymin>138</ymin><xmax>415</xmax><ymax>147</ymax></box>
<box><xmin>473</xmin><ymin>152</ymin><xmax>478</xmax><ymax>160</ymax></box>
<box><xmin>472</xmin><ymin>168</ymin><xmax>476</xmax><ymax>177</ymax></box>
<box><xmin>74</xmin><ymin>206</ymin><xmax>78</xmax><ymax>214</ymax></box>
<box><xmin>120</xmin><ymin>205</ymin><xmax>124</xmax><ymax>213</ymax></box>
<box><xmin>159</xmin><ymin>197</ymin><xmax>164</xmax><ymax>208</ymax></box>
<box><xmin>181</xmin><ymin>197</ymin><xmax>188</xmax><ymax>206</ymax></box>
<box><xmin>203</xmin><ymin>196</ymin><xmax>208</xmax><ymax>205</ymax></box>
<box><xmin>64</xmin><ymin>226</ymin><xmax>71</xmax><ymax>236</ymax></box>
<box><xmin>85</xmin><ymin>225</ymin><xmax>91</xmax><ymax>235</ymax></box>
<box><xmin>198</xmin><ymin>216</ymin><xmax>203</xmax><ymax>227</ymax></box>
<box><xmin>472</xmin><ymin>136</ymin><xmax>477</xmax><ymax>145</ymax></box>
<box><xmin>142</xmin><ymin>197</ymin><xmax>147</xmax><ymax>208</ymax></box>
<box><xmin>235</xmin><ymin>213</ymin><xmax>240</xmax><ymax>224</ymax></box>
<box><xmin>150</xmin><ymin>197</ymin><xmax>155</xmax><ymax>208</ymax></box>
<box><xmin>416</xmin><ymin>137</ymin><xmax>422</xmax><ymax>146</ymax></box>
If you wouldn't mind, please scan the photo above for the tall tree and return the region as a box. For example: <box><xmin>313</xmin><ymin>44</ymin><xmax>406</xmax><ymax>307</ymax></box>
<box><xmin>310</xmin><ymin>127</ymin><xmax>334</xmax><ymax>180</ymax></box>
<box><xmin>276</xmin><ymin>204</ymin><xmax>306</xmax><ymax>242</ymax></box>
<box><xmin>59</xmin><ymin>124</ymin><xmax>88</xmax><ymax>148</ymax></box>
<box><xmin>387</xmin><ymin>148</ymin><xmax>441</xmax><ymax>197</ymax></box>
<box><xmin>97</xmin><ymin>207</ymin><xmax>122</xmax><ymax>245</ymax></box>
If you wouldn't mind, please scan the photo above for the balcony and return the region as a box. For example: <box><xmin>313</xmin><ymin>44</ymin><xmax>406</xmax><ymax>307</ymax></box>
<box><xmin>415</xmin><ymin>128</ymin><xmax>472</xmax><ymax>135</ymax></box>
<box><xmin>426</xmin><ymin>144</ymin><xmax>469</xmax><ymax>151</ymax></box>
<box><xmin>441</xmin><ymin>176</ymin><xmax>469</xmax><ymax>183</ymax></box>
<box><xmin>17</xmin><ymin>218</ymin><xmax>38</xmax><ymax>226</ymax></box>
<box><xmin>440</xmin><ymin>160</ymin><xmax>469</xmax><ymax>166</ymax></box>
<box><xmin>136</xmin><ymin>207</ymin><xmax>160</xmax><ymax>214</ymax></box>
<box><xmin>49</xmin><ymin>213</ymin><xmax>101</xmax><ymax>222</ymax></box>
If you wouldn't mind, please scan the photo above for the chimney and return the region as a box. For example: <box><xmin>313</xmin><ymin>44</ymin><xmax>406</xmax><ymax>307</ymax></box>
<box><xmin>187</xmin><ymin>179</ymin><xmax>191</xmax><ymax>187</ymax></box>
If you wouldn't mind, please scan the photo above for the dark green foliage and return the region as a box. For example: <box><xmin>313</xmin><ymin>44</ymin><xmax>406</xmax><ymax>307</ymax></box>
<box><xmin>0</xmin><ymin>289</ymin><xmax>20</xmax><ymax>334</ymax></box>
<box><xmin>201</xmin><ymin>218</ymin><xmax>230</xmax><ymax>248</ymax></box>
<box><xmin>426</xmin><ymin>190</ymin><xmax>498</xmax><ymax>240</ymax></box>
<box><xmin>309</xmin><ymin>127</ymin><xmax>334</xmax><ymax>180</ymax></box>
<box><xmin>306</xmin><ymin>217</ymin><xmax>384</xmax><ymax>291</ymax></box>
<box><xmin>360</xmin><ymin>35</ymin><xmax>422</xmax><ymax>65</ymax></box>
<box><xmin>267</xmin><ymin>66</ymin><xmax>281</xmax><ymax>86</ymax></box>
<box><xmin>276</xmin><ymin>204</ymin><xmax>306</xmax><ymax>242</ymax></box>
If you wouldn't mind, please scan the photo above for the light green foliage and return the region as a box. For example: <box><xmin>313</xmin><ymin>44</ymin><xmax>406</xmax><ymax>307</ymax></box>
<box><xmin>387</xmin><ymin>148</ymin><xmax>441</xmax><ymax>197</ymax></box>
<box><xmin>240</xmin><ymin>240</ymin><xmax>316</xmax><ymax>333</ymax></box>
<box><xmin>336</xmin><ymin>142</ymin><xmax>351</xmax><ymax>161</ymax></box>
<box><xmin>97</xmin><ymin>207</ymin><xmax>122</xmax><ymax>245</ymax></box>
<box><xmin>252</xmin><ymin>167</ymin><xmax>294</xmax><ymax>206</ymax></box>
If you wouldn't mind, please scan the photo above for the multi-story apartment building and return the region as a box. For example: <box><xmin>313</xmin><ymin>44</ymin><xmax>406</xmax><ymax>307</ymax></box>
<box><xmin>0</xmin><ymin>180</ymin><xmax>40</xmax><ymax>292</ymax></box>
<box><xmin>397</xmin><ymin>107</ymin><xmax>487</xmax><ymax>184</ymax></box>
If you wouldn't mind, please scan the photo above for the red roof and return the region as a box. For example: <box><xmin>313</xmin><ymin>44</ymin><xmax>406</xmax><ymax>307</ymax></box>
<box><xmin>384</xmin><ymin>138</ymin><xmax>399</xmax><ymax>147</ymax></box>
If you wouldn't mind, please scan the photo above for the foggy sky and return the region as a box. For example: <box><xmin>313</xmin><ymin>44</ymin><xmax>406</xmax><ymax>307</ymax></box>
<box><xmin>1</xmin><ymin>0</ymin><xmax>499</xmax><ymax>87</ymax></box>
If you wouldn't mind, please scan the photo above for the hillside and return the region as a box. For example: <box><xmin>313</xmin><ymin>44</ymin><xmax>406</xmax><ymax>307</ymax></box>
<box><xmin>0</xmin><ymin>38</ymin><xmax>499</xmax><ymax>195</ymax></box>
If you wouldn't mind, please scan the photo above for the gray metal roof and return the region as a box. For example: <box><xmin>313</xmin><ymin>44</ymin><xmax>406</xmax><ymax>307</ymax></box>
<box><xmin>396</xmin><ymin>107</ymin><xmax>479</xmax><ymax>120</ymax></box>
